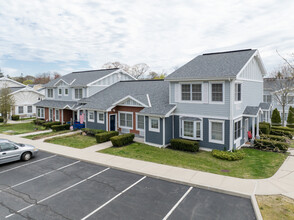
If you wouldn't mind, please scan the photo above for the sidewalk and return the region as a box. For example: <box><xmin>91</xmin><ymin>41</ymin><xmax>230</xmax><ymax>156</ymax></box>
<box><xmin>1</xmin><ymin>133</ymin><xmax>294</xmax><ymax>200</ymax></box>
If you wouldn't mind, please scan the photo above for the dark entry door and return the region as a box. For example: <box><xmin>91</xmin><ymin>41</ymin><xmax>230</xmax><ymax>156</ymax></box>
<box><xmin>110</xmin><ymin>115</ymin><xmax>116</xmax><ymax>131</ymax></box>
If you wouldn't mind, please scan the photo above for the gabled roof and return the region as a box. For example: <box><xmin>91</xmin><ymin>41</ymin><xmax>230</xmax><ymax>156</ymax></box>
<box><xmin>0</xmin><ymin>77</ymin><xmax>25</xmax><ymax>87</ymax></box>
<box><xmin>35</xmin><ymin>100</ymin><xmax>78</xmax><ymax>109</ymax></box>
<box><xmin>263</xmin><ymin>78</ymin><xmax>294</xmax><ymax>91</ymax></box>
<box><xmin>9</xmin><ymin>87</ymin><xmax>25</xmax><ymax>93</ymax></box>
<box><xmin>259</xmin><ymin>102</ymin><xmax>272</xmax><ymax>111</ymax></box>
<box><xmin>44</xmin><ymin>68</ymin><xmax>120</xmax><ymax>87</ymax></box>
<box><xmin>165</xmin><ymin>49</ymin><xmax>257</xmax><ymax>80</ymax></box>
<box><xmin>80</xmin><ymin>80</ymin><xmax>175</xmax><ymax>116</ymax></box>
<box><xmin>243</xmin><ymin>106</ymin><xmax>262</xmax><ymax>116</ymax></box>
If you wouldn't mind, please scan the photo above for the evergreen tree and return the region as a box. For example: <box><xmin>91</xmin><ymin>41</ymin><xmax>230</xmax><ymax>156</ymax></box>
<box><xmin>271</xmin><ymin>108</ymin><xmax>281</xmax><ymax>125</ymax></box>
<box><xmin>287</xmin><ymin>106</ymin><xmax>294</xmax><ymax>125</ymax></box>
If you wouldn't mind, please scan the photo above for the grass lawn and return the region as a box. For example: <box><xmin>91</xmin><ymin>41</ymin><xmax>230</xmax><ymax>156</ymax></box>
<box><xmin>290</xmin><ymin>140</ymin><xmax>294</xmax><ymax>148</ymax></box>
<box><xmin>256</xmin><ymin>195</ymin><xmax>294</xmax><ymax>220</ymax></box>
<box><xmin>24</xmin><ymin>130</ymin><xmax>72</xmax><ymax>140</ymax></box>
<box><xmin>45</xmin><ymin>134</ymin><xmax>97</xmax><ymax>149</ymax></box>
<box><xmin>100</xmin><ymin>143</ymin><xmax>288</xmax><ymax>179</ymax></box>
<box><xmin>0</xmin><ymin>123</ymin><xmax>46</xmax><ymax>135</ymax></box>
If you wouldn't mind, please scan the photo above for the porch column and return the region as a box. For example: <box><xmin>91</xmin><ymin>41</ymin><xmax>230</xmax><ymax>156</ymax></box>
<box><xmin>268</xmin><ymin>111</ymin><xmax>270</xmax><ymax>123</ymax></box>
<box><xmin>252</xmin><ymin>117</ymin><xmax>255</xmax><ymax>140</ymax></box>
<box><xmin>61</xmin><ymin>109</ymin><xmax>64</xmax><ymax>125</ymax></box>
<box><xmin>256</xmin><ymin>113</ymin><xmax>260</xmax><ymax>139</ymax></box>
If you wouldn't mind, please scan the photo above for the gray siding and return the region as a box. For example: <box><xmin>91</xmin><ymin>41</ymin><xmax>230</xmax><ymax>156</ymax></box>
<box><xmin>173</xmin><ymin>115</ymin><xmax>180</xmax><ymax>139</ymax></box>
<box><xmin>145</xmin><ymin>116</ymin><xmax>163</xmax><ymax>145</ymax></box>
<box><xmin>86</xmin><ymin>111</ymin><xmax>106</xmax><ymax>130</ymax></box>
<box><xmin>165</xmin><ymin>116</ymin><xmax>173</xmax><ymax>145</ymax></box>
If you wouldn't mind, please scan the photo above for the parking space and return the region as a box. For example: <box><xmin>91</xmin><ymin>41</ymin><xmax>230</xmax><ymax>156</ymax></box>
<box><xmin>0</xmin><ymin>151</ymin><xmax>256</xmax><ymax>220</ymax></box>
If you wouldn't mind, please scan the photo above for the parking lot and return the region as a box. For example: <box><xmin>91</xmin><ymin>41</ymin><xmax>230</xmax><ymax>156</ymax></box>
<box><xmin>0</xmin><ymin>151</ymin><xmax>256</xmax><ymax>220</ymax></box>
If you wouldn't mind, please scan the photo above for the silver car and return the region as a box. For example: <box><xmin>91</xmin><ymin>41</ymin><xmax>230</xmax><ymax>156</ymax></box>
<box><xmin>0</xmin><ymin>139</ymin><xmax>39</xmax><ymax>165</ymax></box>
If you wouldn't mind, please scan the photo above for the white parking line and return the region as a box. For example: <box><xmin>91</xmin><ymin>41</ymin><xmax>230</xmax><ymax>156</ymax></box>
<box><xmin>162</xmin><ymin>186</ymin><xmax>193</xmax><ymax>220</ymax></box>
<box><xmin>0</xmin><ymin>155</ymin><xmax>57</xmax><ymax>174</ymax></box>
<box><xmin>0</xmin><ymin>161</ymin><xmax>80</xmax><ymax>192</ymax></box>
<box><xmin>81</xmin><ymin>176</ymin><xmax>146</xmax><ymax>220</ymax></box>
<box><xmin>5</xmin><ymin>167</ymin><xmax>110</xmax><ymax>218</ymax></box>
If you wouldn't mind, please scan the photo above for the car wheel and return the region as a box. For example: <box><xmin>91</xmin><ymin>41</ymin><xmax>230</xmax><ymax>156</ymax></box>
<box><xmin>21</xmin><ymin>152</ymin><xmax>32</xmax><ymax>161</ymax></box>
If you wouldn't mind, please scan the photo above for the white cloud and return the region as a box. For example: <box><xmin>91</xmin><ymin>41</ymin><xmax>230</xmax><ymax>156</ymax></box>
<box><xmin>0</xmin><ymin>0</ymin><xmax>293</xmax><ymax>75</ymax></box>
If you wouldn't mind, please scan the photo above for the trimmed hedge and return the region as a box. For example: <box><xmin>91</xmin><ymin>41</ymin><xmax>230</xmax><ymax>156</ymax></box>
<box><xmin>81</xmin><ymin>128</ymin><xmax>105</xmax><ymax>136</ymax></box>
<box><xmin>170</xmin><ymin>139</ymin><xmax>199</xmax><ymax>152</ymax></box>
<box><xmin>43</xmin><ymin>121</ymin><xmax>61</xmax><ymax>129</ymax></box>
<box><xmin>95</xmin><ymin>131</ymin><xmax>119</xmax><ymax>143</ymax></box>
<box><xmin>260</xmin><ymin>134</ymin><xmax>288</xmax><ymax>142</ymax></box>
<box><xmin>11</xmin><ymin>115</ymin><xmax>20</xmax><ymax>120</ymax></box>
<box><xmin>271</xmin><ymin>126</ymin><xmax>294</xmax><ymax>133</ymax></box>
<box><xmin>287</xmin><ymin>124</ymin><xmax>294</xmax><ymax>129</ymax></box>
<box><xmin>51</xmin><ymin>124</ymin><xmax>70</xmax><ymax>132</ymax></box>
<box><xmin>110</xmin><ymin>133</ymin><xmax>135</xmax><ymax>147</ymax></box>
<box><xmin>211</xmin><ymin>149</ymin><xmax>245</xmax><ymax>161</ymax></box>
<box><xmin>270</xmin><ymin>129</ymin><xmax>293</xmax><ymax>139</ymax></box>
<box><xmin>33</xmin><ymin>119</ymin><xmax>45</xmax><ymax>125</ymax></box>
<box><xmin>0</xmin><ymin>117</ymin><xmax>3</xmax><ymax>123</ymax></box>
<box><xmin>254</xmin><ymin>139</ymin><xmax>289</xmax><ymax>152</ymax></box>
<box><xmin>259</xmin><ymin>122</ymin><xmax>271</xmax><ymax>134</ymax></box>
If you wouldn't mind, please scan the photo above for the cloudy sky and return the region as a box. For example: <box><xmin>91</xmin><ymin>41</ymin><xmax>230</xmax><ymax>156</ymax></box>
<box><xmin>0</xmin><ymin>0</ymin><xmax>293</xmax><ymax>77</ymax></box>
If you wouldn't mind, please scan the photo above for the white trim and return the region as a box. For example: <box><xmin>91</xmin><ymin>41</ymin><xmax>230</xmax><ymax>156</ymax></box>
<box><xmin>165</xmin><ymin>77</ymin><xmax>236</xmax><ymax>82</ymax></box>
<box><xmin>209</xmin><ymin>119</ymin><xmax>225</xmax><ymax>145</ymax></box>
<box><xmin>37</xmin><ymin>108</ymin><xmax>45</xmax><ymax>119</ymax></box>
<box><xmin>181</xmin><ymin>118</ymin><xmax>203</xmax><ymax>141</ymax></box>
<box><xmin>144</xmin><ymin>141</ymin><xmax>164</xmax><ymax>148</ymax></box>
<box><xmin>136</xmin><ymin>113</ymin><xmax>145</xmax><ymax>132</ymax></box>
<box><xmin>149</xmin><ymin>117</ymin><xmax>160</xmax><ymax>132</ymax></box>
<box><xmin>229</xmin><ymin>79</ymin><xmax>234</xmax><ymax>151</ymax></box>
<box><xmin>0</xmin><ymin>77</ymin><xmax>25</xmax><ymax>87</ymax></box>
<box><xmin>237</xmin><ymin>78</ymin><xmax>263</xmax><ymax>83</ymax></box>
<box><xmin>163</xmin><ymin>118</ymin><xmax>165</xmax><ymax>145</ymax></box>
<box><xmin>64</xmin><ymin>88</ymin><xmax>69</xmax><ymax>96</ymax></box>
<box><xmin>55</xmin><ymin>109</ymin><xmax>60</xmax><ymax>121</ymax></box>
<box><xmin>234</xmin><ymin>118</ymin><xmax>242</xmax><ymax>143</ymax></box>
<box><xmin>112</xmin><ymin>95</ymin><xmax>149</xmax><ymax>107</ymax></box>
<box><xmin>234</xmin><ymin>82</ymin><xmax>242</xmax><ymax>103</ymax></box>
<box><xmin>58</xmin><ymin>88</ymin><xmax>62</xmax><ymax>96</ymax></box>
<box><xmin>209</xmin><ymin>81</ymin><xmax>225</xmax><ymax>104</ymax></box>
<box><xmin>73</xmin><ymin>88</ymin><xmax>83</xmax><ymax>100</ymax></box>
<box><xmin>179</xmin><ymin>82</ymin><xmax>203</xmax><ymax>103</ymax></box>
<box><xmin>106</xmin><ymin>112</ymin><xmax>108</xmax><ymax>131</ymax></box>
<box><xmin>118</xmin><ymin>111</ymin><xmax>133</xmax><ymax>129</ymax></box>
<box><xmin>49</xmin><ymin>108</ymin><xmax>53</xmax><ymax>121</ymax></box>
<box><xmin>88</xmin><ymin>111</ymin><xmax>95</xmax><ymax>122</ymax></box>
<box><xmin>173</xmin><ymin>113</ymin><xmax>229</xmax><ymax>120</ymax></box>
<box><xmin>47</xmin><ymin>88</ymin><xmax>54</xmax><ymax>99</ymax></box>
<box><xmin>53</xmin><ymin>78</ymin><xmax>70</xmax><ymax>86</ymax></box>
<box><xmin>97</xmin><ymin>111</ymin><xmax>104</xmax><ymax>124</ymax></box>
<box><xmin>146</xmin><ymin>94</ymin><xmax>152</xmax><ymax>107</ymax></box>
<box><xmin>10</xmin><ymin>86</ymin><xmax>45</xmax><ymax>96</ymax></box>
<box><xmin>165</xmin><ymin>106</ymin><xmax>177</xmax><ymax>117</ymax></box>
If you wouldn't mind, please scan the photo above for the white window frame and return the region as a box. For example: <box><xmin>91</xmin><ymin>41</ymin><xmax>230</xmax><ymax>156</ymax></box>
<box><xmin>209</xmin><ymin>119</ymin><xmax>225</xmax><ymax>144</ymax></box>
<box><xmin>180</xmin><ymin>82</ymin><xmax>203</xmax><ymax>103</ymax></box>
<box><xmin>234</xmin><ymin>118</ymin><xmax>242</xmax><ymax>142</ymax></box>
<box><xmin>136</xmin><ymin>114</ymin><xmax>145</xmax><ymax>131</ymax></box>
<box><xmin>49</xmin><ymin>108</ymin><xmax>53</xmax><ymax>121</ymax></box>
<box><xmin>55</xmin><ymin>109</ymin><xmax>60</xmax><ymax>121</ymax></box>
<box><xmin>88</xmin><ymin>111</ymin><xmax>94</xmax><ymax>122</ymax></box>
<box><xmin>234</xmin><ymin>82</ymin><xmax>242</xmax><ymax>103</ymax></box>
<box><xmin>209</xmin><ymin>82</ymin><xmax>225</xmax><ymax>104</ymax></box>
<box><xmin>47</xmin><ymin>88</ymin><xmax>54</xmax><ymax>99</ymax></box>
<box><xmin>58</xmin><ymin>88</ymin><xmax>62</xmax><ymax>96</ymax></box>
<box><xmin>118</xmin><ymin>111</ymin><xmax>133</xmax><ymax>129</ymax></box>
<box><xmin>74</xmin><ymin>88</ymin><xmax>83</xmax><ymax>100</ymax></box>
<box><xmin>37</xmin><ymin>108</ymin><xmax>45</xmax><ymax>119</ymax></box>
<box><xmin>149</xmin><ymin>117</ymin><xmax>160</xmax><ymax>132</ymax></box>
<box><xmin>18</xmin><ymin>106</ymin><xmax>24</xmax><ymax>114</ymax></box>
<box><xmin>27</xmin><ymin>106</ymin><xmax>33</xmax><ymax>113</ymax></box>
<box><xmin>181</xmin><ymin>119</ymin><xmax>202</xmax><ymax>140</ymax></box>
<box><xmin>263</xmin><ymin>94</ymin><xmax>272</xmax><ymax>103</ymax></box>
<box><xmin>64</xmin><ymin>88</ymin><xmax>69</xmax><ymax>96</ymax></box>
<box><xmin>97</xmin><ymin>112</ymin><xmax>104</xmax><ymax>124</ymax></box>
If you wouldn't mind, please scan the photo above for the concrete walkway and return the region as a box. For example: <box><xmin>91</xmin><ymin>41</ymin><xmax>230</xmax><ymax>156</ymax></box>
<box><xmin>16</xmin><ymin>129</ymin><xmax>52</xmax><ymax>137</ymax></box>
<box><xmin>0</xmin><ymin>133</ymin><xmax>293</xmax><ymax>201</ymax></box>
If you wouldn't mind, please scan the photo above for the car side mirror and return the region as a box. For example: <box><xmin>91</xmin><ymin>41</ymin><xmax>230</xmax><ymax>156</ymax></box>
<box><xmin>14</xmin><ymin>146</ymin><xmax>19</xmax><ymax>150</ymax></box>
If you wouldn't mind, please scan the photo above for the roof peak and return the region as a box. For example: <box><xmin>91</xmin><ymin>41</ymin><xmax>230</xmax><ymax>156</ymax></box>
<box><xmin>203</xmin><ymin>49</ymin><xmax>254</xmax><ymax>56</ymax></box>
<box><xmin>72</xmin><ymin>68</ymin><xmax>119</xmax><ymax>74</ymax></box>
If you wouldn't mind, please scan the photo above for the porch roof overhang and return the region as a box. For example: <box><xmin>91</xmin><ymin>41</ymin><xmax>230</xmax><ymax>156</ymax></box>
<box><xmin>243</xmin><ymin>106</ymin><xmax>263</xmax><ymax>117</ymax></box>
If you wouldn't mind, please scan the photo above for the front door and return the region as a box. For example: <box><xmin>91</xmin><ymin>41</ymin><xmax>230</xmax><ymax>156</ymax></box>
<box><xmin>110</xmin><ymin>115</ymin><xmax>116</xmax><ymax>131</ymax></box>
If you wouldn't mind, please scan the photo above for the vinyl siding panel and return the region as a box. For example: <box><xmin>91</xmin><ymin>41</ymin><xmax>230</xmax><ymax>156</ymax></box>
<box><xmin>86</xmin><ymin>111</ymin><xmax>106</xmax><ymax>130</ymax></box>
<box><xmin>165</xmin><ymin>116</ymin><xmax>173</xmax><ymax>145</ymax></box>
<box><xmin>238</xmin><ymin>57</ymin><xmax>263</xmax><ymax>81</ymax></box>
<box><xmin>145</xmin><ymin>116</ymin><xmax>163</xmax><ymax>145</ymax></box>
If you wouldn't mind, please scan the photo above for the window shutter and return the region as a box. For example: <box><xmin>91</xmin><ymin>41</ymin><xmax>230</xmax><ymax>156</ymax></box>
<box><xmin>202</xmin><ymin>82</ymin><xmax>209</xmax><ymax>103</ymax></box>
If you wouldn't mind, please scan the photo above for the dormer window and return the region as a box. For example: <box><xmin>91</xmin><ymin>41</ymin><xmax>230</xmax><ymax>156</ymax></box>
<box><xmin>181</xmin><ymin>84</ymin><xmax>202</xmax><ymax>101</ymax></box>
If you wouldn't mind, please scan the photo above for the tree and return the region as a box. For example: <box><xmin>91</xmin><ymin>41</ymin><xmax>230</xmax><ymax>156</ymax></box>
<box><xmin>34</xmin><ymin>72</ymin><xmax>51</xmax><ymax>84</ymax></box>
<box><xmin>23</xmin><ymin>80</ymin><xmax>33</xmax><ymax>85</ymax></box>
<box><xmin>102</xmin><ymin>62</ymin><xmax>130</xmax><ymax>73</ymax></box>
<box><xmin>53</xmin><ymin>72</ymin><xmax>61</xmax><ymax>79</ymax></box>
<box><xmin>271</xmin><ymin>108</ymin><xmax>281</xmax><ymax>126</ymax></box>
<box><xmin>287</xmin><ymin>106</ymin><xmax>294</xmax><ymax>125</ymax></box>
<box><xmin>0</xmin><ymin>84</ymin><xmax>14</xmax><ymax>124</ymax></box>
<box><xmin>147</xmin><ymin>70</ymin><xmax>166</xmax><ymax>79</ymax></box>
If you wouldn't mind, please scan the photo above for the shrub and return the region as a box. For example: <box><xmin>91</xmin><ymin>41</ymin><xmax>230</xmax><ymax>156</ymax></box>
<box><xmin>51</xmin><ymin>124</ymin><xmax>70</xmax><ymax>132</ymax></box>
<box><xmin>95</xmin><ymin>131</ymin><xmax>119</xmax><ymax>143</ymax></box>
<box><xmin>33</xmin><ymin>119</ymin><xmax>45</xmax><ymax>125</ymax></box>
<box><xmin>259</xmin><ymin>122</ymin><xmax>271</xmax><ymax>134</ymax></box>
<box><xmin>271</xmin><ymin>126</ymin><xmax>294</xmax><ymax>133</ymax></box>
<box><xmin>287</xmin><ymin>124</ymin><xmax>294</xmax><ymax>129</ymax></box>
<box><xmin>271</xmin><ymin>108</ymin><xmax>281</xmax><ymax>126</ymax></box>
<box><xmin>170</xmin><ymin>139</ymin><xmax>199</xmax><ymax>152</ymax></box>
<box><xmin>287</xmin><ymin>106</ymin><xmax>294</xmax><ymax>125</ymax></box>
<box><xmin>0</xmin><ymin>117</ymin><xmax>3</xmax><ymax>123</ymax></box>
<box><xmin>260</xmin><ymin>134</ymin><xmax>288</xmax><ymax>142</ymax></box>
<box><xmin>110</xmin><ymin>133</ymin><xmax>135</xmax><ymax>147</ymax></box>
<box><xmin>43</xmin><ymin>121</ymin><xmax>61</xmax><ymax>129</ymax></box>
<box><xmin>81</xmin><ymin>128</ymin><xmax>105</xmax><ymax>136</ymax></box>
<box><xmin>11</xmin><ymin>115</ymin><xmax>20</xmax><ymax>120</ymax></box>
<box><xmin>254</xmin><ymin>139</ymin><xmax>289</xmax><ymax>152</ymax></box>
<box><xmin>211</xmin><ymin>149</ymin><xmax>245</xmax><ymax>161</ymax></box>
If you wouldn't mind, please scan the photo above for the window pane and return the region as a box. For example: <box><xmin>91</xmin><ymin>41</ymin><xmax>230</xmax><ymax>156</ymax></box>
<box><xmin>211</xmin><ymin>122</ymin><xmax>223</xmax><ymax>141</ymax></box>
<box><xmin>0</xmin><ymin>143</ymin><xmax>15</xmax><ymax>151</ymax></box>
<box><xmin>28</xmin><ymin>106</ymin><xmax>32</xmax><ymax>113</ymax></box>
<box><xmin>120</xmin><ymin>113</ymin><xmax>125</xmax><ymax>126</ymax></box>
<box><xmin>126</xmin><ymin>113</ymin><xmax>133</xmax><ymax>128</ymax></box>
<box><xmin>234</xmin><ymin>121</ymin><xmax>241</xmax><ymax>140</ymax></box>
<box><xmin>151</xmin><ymin>119</ymin><xmax>159</xmax><ymax>129</ymax></box>
<box><xmin>192</xmin><ymin>84</ymin><xmax>202</xmax><ymax>101</ymax></box>
<box><xmin>196</xmin><ymin>122</ymin><xmax>201</xmax><ymax>138</ymax></box>
<box><xmin>183</xmin><ymin>121</ymin><xmax>194</xmax><ymax>137</ymax></box>
<box><xmin>181</xmin><ymin>84</ymin><xmax>191</xmax><ymax>101</ymax></box>
<box><xmin>212</xmin><ymin>84</ymin><xmax>223</xmax><ymax>102</ymax></box>
<box><xmin>18</xmin><ymin>106</ymin><xmax>23</xmax><ymax>114</ymax></box>
<box><xmin>137</xmin><ymin>115</ymin><xmax>144</xmax><ymax>129</ymax></box>
<box><xmin>99</xmin><ymin>113</ymin><xmax>104</xmax><ymax>122</ymax></box>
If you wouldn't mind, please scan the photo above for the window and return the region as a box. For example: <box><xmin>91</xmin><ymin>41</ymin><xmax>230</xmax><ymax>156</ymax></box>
<box><xmin>263</xmin><ymin>95</ymin><xmax>272</xmax><ymax>103</ymax></box>
<box><xmin>211</xmin><ymin>83</ymin><xmax>223</xmax><ymax>102</ymax></box>
<box><xmin>181</xmin><ymin>84</ymin><xmax>202</xmax><ymax>101</ymax></box>
<box><xmin>58</xmin><ymin>88</ymin><xmax>62</xmax><ymax>96</ymax></box>
<box><xmin>235</xmin><ymin>83</ymin><xmax>241</xmax><ymax>102</ymax></box>
<box><xmin>97</xmin><ymin>112</ymin><xmax>104</xmax><ymax>123</ymax></box>
<box><xmin>88</xmin><ymin>111</ymin><xmax>94</xmax><ymax>122</ymax></box>
<box><xmin>119</xmin><ymin>112</ymin><xmax>133</xmax><ymax>128</ymax></box>
<box><xmin>37</xmin><ymin>108</ymin><xmax>44</xmax><ymax>118</ymax></box>
<box><xmin>0</xmin><ymin>143</ymin><xmax>17</xmax><ymax>152</ymax></box>
<box><xmin>55</xmin><ymin>109</ymin><xmax>60</xmax><ymax>121</ymax></box>
<box><xmin>182</xmin><ymin>120</ymin><xmax>202</xmax><ymax>140</ymax></box>
<box><xmin>27</xmin><ymin>106</ymin><xmax>32</xmax><ymax>113</ymax></box>
<box><xmin>18</xmin><ymin>106</ymin><xmax>24</xmax><ymax>114</ymax></box>
<box><xmin>47</xmin><ymin>89</ymin><xmax>53</xmax><ymax>98</ymax></box>
<box><xmin>75</xmin><ymin>88</ymin><xmax>83</xmax><ymax>99</ymax></box>
<box><xmin>209</xmin><ymin>120</ymin><xmax>224</xmax><ymax>144</ymax></box>
<box><xmin>234</xmin><ymin>120</ymin><xmax>242</xmax><ymax>140</ymax></box>
<box><xmin>137</xmin><ymin>115</ymin><xmax>145</xmax><ymax>130</ymax></box>
<box><xmin>64</xmin><ymin>88</ymin><xmax>69</xmax><ymax>96</ymax></box>
<box><xmin>49</xmin><ymin>109</ymin><xmax>53</xmax><ymax>121</ymax></box>
<box><xmin>149</xmin><ymin>117</ymin><xmax>160</xmax><ymax>132</ymax></box>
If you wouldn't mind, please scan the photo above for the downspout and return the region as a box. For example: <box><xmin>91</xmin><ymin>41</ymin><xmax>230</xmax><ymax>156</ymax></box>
<box><xmin>229</xmin><ymin>78</ymin><xmax>234</xmax><ymax>151</ymax></box>
<box><xmin>162</xmin><ymin>117</ymin><xmax>166</xmax><ymax>147</ymax></box>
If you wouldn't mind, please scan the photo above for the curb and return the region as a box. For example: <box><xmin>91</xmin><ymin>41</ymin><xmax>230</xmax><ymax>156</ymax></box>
<box><xmin>251</xmin><ymin>195</ymin><xmax>263</xmax><ymax>220</ymax></box>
